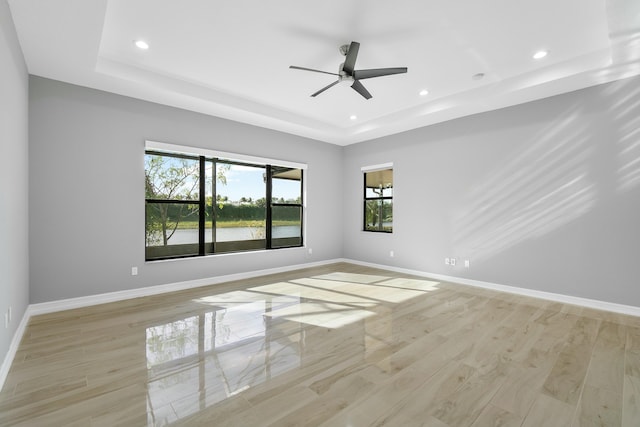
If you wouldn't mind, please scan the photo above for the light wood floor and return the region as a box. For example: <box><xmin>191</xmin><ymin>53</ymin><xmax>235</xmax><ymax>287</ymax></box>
<box><xmin>1</xmin><ymin>263</ymin><xmax>640</xmax><ymax>426</ymax></box>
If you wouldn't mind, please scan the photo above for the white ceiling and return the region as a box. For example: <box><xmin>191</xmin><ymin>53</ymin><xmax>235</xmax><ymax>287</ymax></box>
<box><xmin>8</xmin><ymin>0</ymin><xmax>640</xmax><ymax>145</ymax></box>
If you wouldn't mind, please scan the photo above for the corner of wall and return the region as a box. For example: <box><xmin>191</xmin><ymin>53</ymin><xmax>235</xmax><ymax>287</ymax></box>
<box><xmin>0</xmin><ymin>0</ymin><xmax>30</xmax><ymax>386</ymax></box>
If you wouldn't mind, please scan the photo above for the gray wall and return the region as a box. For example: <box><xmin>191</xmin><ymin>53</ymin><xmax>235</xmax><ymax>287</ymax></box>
<box><xmin>0</xmin><ymin>0</ymin><xmax>29</xmax><ymax>363</ymax></box>
<box><xmin>343</xmin><ymin>75</ymin><xmax>640</xmax><ymax>307</ymax></box>
<box><xmin>29</xmin><ymin>77</ymin><xmax>343</xmax><ymax>303</ymax></box>
<box><xmin>23</xmin><ymin>51</ymin><xmax>640</xmax><ymax>309</ymax></box>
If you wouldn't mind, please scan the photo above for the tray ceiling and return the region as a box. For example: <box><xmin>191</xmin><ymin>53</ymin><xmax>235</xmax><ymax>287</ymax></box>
<box><xmin>8</xmin><ymin>0</ymin><xmax>640</xmax><ymax>145</ymax></box>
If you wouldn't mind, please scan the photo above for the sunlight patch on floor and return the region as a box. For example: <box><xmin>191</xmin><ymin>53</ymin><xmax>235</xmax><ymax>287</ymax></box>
<box><xmin>377</xmin><ymin>277</ymin><xmax>441</xmax><ymax>292</ymax></box>
<box><xmin>194</xmin><ymin>290</ymin><xmax>298</xmax><ymax>309</ymax></box>
<box><xmin>192</xmin><ymin>274</ymin><xmax>442</xmax><ymax>329</ymax></box>
<box><xmin>264</xmin><ymin>301</ymin><xmax>378</xmax><ymax>329</ymax></box>
<box><xmin>311</xmin><ymin>272</ymin><xmax>391</xmax><ymax>284</ymax></box>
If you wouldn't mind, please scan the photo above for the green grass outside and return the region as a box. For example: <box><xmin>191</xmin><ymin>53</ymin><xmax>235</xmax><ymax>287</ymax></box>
<box><xmin>173</xmin><ymin>220</ymin><xmax>299</xmax><ymax>229</ymax></box>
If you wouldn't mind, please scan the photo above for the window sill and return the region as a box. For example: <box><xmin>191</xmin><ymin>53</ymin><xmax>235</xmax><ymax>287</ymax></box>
<box><xmin>145</xmin><ymin>245</ymin><xmax>307</xmax><ymax>264</ymax></box>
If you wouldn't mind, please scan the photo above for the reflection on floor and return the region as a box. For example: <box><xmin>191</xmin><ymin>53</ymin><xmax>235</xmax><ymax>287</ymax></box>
<box><xmin>1</xmin><ymin>262</ymin><xmax>640</xmax><ymax>426</ymax></box>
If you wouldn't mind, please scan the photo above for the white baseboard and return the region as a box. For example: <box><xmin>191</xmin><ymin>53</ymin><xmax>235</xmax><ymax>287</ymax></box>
<box><xmin>0</xmin><ymin>305</ymin><xmax>32</xmax><ymax>391</ymax></box>
<box><xmin>28</xmin><ymin>258</ymin><xmax>343</xmax><ymax>316</ymax></box>
<box><xmin>4</xmin><ymin>257</ymin><xmax>639</xmax><ymax>391</ymax></box>
<box><xmin>344</xmin><ymin>258</ymin><xmax>640</xmax><ymax>317</ymax></box>
<box><xmin>0</xmin><ymin>258</ymin><xmax>342</xmax><ymax>391</ymax></box>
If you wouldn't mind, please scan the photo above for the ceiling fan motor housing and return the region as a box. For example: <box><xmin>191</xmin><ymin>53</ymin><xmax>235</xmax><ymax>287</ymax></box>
<box><xmin>338</xmin><ymin>63</ymin><xmax>354</xmax><ymax>83</ymax></box>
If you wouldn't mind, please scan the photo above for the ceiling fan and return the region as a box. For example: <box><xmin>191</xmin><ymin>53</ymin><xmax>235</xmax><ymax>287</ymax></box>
<box><xmin>290</xmin><ymin>41</ymin><xmax>407</xmax><ymax>100</ymax></box>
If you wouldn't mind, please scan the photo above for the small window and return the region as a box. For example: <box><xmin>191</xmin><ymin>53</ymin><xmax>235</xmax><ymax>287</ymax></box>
<box><xmin>363</xmin><ymin>167</ymin><xmax>393</xmax><ymax>232</ymax></box>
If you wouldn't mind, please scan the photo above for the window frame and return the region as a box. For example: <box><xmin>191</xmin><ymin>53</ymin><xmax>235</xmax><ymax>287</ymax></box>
<box><xmin>145</xmin><ymin>150</ymin><xmax>204</xmax><ymax>258</ymax></box>
<box><xmin>362</xmin><ymin>164</ymin><xmax>393</xmax><ymax>233</ymax></box>
<box><xmin>269</xmin><ymin>166</ymin><xmax>305</xmax><ymax>249</ymax></box>
<box><xmin>145</xmin><ymin>141</ymin><xmax>305</xmax><ymax>261</ymax></box>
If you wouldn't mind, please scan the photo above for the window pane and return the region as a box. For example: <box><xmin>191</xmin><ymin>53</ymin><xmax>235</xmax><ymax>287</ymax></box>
<box><xmin>272</xmin><ymin>167</ymin><xmax>302</xmax><ymax>204</ymax></box>
<box><xmin>215</xmin><ymin>163</ymin><xmax>266</xmax><ymax>253</ymax></box>
<box><xmin>145</xmin><ymin>154</ymin><xmax>200</xmax><ymax>201</ymax></box>
<box><xmin>364</xmin><ymin>200</ymin><xmax>393</xmax><ymax>232</ymax></box>
<box><xmin>146</xmin><ymin>202</ymin><xmax>200</xmax><ymax>259</ymax></box>
<box><xmin>365</xmin><ymin>186</ymin><xmax>393</xmax><ymax>198</ymax></box>
<box><xmin>272</xmin><ymin>205</ymin><xmax>302</xmax><ymax>248</ymax></box>
<box><xmin>365</xmin><ymin>169</ymin><xmax>393</xmax><ymax>198</ymax></box>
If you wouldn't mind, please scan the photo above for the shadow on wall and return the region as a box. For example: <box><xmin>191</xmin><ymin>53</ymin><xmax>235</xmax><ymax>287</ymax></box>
<box><xmin>452</xmin><ymin>103</ymin><xmax>597</xmax><ymax>262</ymax></box>
<box><xmin>610</xmin><ymin>79</ymin><xmax>640</xmax><ymax>193</ymax></box>
<box><xmin>453</xmin><ymin>75</ymin><xmax>640</xmax><ymax>263</ymax></box>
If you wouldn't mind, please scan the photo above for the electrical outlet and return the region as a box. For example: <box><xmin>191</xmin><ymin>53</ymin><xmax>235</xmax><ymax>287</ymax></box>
<box><xmin>8</xmin><ymin>306</ymin><xmax>11</xmax><ymax>322</ymax></box>
<box><xmin>445</xmin><ymin>258</ymin><xmax>450</xmax><ymax>265</ymax></box>
<box><xmin>465</xmin><ymin>259</ymin><xmax>470</xmax><ymax>268</ymax></box>
<box><xmin>450</xmin><ymin>258</ymin><xmax>457</xmax><ymax>266</ymax></box>
<box><xmin>308</xmin><ymin>248</ymin><xmax>313</xmax><ymax>255</ymax></box>
<box><xmin>131</xmin><ymin>267</ymin><xmax>138</xmax><ymax>276</ymax></box>
<box><xmin>390</xmin><ymin>250</ymin><xmax>394</xmax><ymax>258</ymax></box>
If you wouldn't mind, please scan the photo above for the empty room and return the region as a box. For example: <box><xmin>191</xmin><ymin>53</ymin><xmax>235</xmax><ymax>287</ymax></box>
<box><xmin>2</xmin><ymin>0</ymin><xmax>640</xmax><ymax>426</ymax></box>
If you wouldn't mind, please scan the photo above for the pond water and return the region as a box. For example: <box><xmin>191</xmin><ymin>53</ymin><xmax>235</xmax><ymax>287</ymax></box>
<box><xmin>159</xmin><ymin>225</ymin><xmax>300</xmax><ymax>245</ymax></box>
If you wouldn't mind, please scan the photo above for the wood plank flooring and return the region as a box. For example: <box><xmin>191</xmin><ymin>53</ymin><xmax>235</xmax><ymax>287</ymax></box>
<box><xmin>1</xmin><ymin>262</ymin><xmax>640</xmax><ymax>426</ymax></box>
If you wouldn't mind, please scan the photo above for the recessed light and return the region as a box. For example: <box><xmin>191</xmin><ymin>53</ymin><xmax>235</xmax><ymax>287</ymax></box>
<box><xmin>350</xmin><ymin>115</ymin><xmax>357</xmax><ymax>120</ymax></box>
<box><xmin>419</xmin><ymin>89</ymin><xmax>429</xmax><ymax>96</ymax></box>
<box><xmin>533</xmin><ymin>50</ymin><xmax>548</xmax><ymax>59</ymax></box>
<box><xmin>134</xmin><ymin>40</ymin><xmax>149</xmax><ymax>50</ymax></box>
<box><xmin>472</xmin><ymin>73</ymin><xmax>485</xmax><ymax>81</ymax></box>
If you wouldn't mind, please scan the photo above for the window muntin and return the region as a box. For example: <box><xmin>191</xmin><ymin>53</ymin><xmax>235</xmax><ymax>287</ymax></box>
<box><xmin>145</xmin><ymin>148</ymin><xmax>304</xmax><ymax>261</ymax></box>
<box><xmin>363</xmin><ymin>168</ymin><xmax>393</xmax><ymax>233</ymax></box>
<box><xmin>204</xmin><ymin>160</ymin><xmax>215</xmax><ymax>247</ymax></box>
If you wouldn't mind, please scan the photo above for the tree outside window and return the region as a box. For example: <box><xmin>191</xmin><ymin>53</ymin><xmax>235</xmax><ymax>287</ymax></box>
<box><xmin>145</xmin><ymin>149</ymin><xmax>304</xmax><ymax>260</ymax></box>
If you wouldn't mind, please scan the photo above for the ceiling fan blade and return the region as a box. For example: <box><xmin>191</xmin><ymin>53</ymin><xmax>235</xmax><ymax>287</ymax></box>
<box><xmin>311</xmin><ymin>80</ymin><xmax>340</xmax><ymax>97</ymax></box>
<box><xmin>342</xmin><ymin>41</ymin><xmax>360</xmax><ymax>75</ymax></box>
<box><xmin>353</xmin><ymin>67</ymin><xmax>408</xmax><ymax>80</ymax></box>
<box><xmin>351</xmin><ymin>80</ymin><xmax>372</xmax><ymax>100</ymax></box>
<box><xmin>290</xmin><ymin>66</ymin><xmax>339</xmax><ymax>76</ymax></box>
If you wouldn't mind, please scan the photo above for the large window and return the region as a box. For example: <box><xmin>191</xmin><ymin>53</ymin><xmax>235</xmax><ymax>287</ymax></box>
<box><xmin>363</xmin><ymin>166</ymin><xmax>393</xmax><ymax>233</ymax></box>
<box><xmin>145</xmin><ymin>143</ymin><xmax>304</xmax><ymax>260</ymax></box>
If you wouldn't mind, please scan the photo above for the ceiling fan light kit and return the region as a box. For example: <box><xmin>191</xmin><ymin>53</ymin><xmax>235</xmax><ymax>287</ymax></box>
<box><xmin>290</xmin><ymin>41</ymin><xmax>408</xmax><ymax>100</ymax></box>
